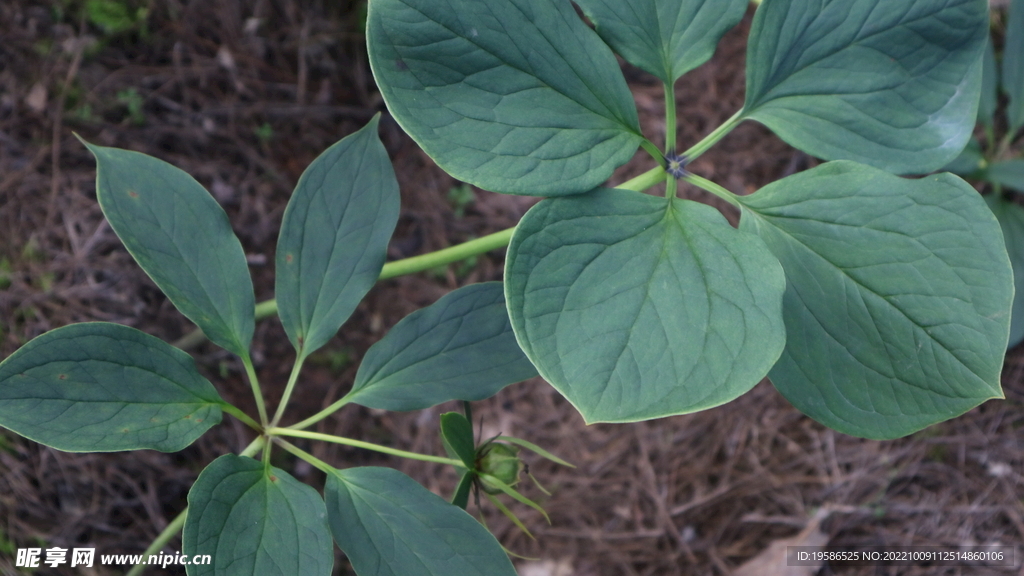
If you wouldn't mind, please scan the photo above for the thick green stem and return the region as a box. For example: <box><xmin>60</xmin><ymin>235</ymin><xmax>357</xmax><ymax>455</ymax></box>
<box><xmin>267</xmin><ymin>427</ymin><xmax>464</xmax><ymax>467</ymax></box>
<box><xmin>174</xmin><ymin>166</ymin><xmax>668</xmax><ymax>353</ymax></box>
<box><xmin>684</xmin><ymin>174</ymin><xmax>742</xmax><ymax>209</ymax></box>
<box><xmin>270</xmin><ymin>353</ymin><xmax>307</xmax><ymax>427</ymax></box>
<box><xmin>640</xmin><ymin>139</ymin><xmax>665</xmax><ymax>164</ymax></box>
<box><xmin>619</xmin><ymin>165</ymin><xmax>668</xmax><ymax>192</ymax></box>
<box><xmin>220</xmin><ymin>402</ymin><xmax>262</xmax><ymax>432</ymax></box>
<box><xmin>241</xmin><ymin>353</ymin><xmax>269</xmax><ymax>426</ymax></box>
<box><xmin>125</xmin><ymin>437</ymin><xmax>265</xmax><ymax>576</ymax></box>
<box><xmin>681</xmin><ymin>109</ymin><xmax>745</xmax><ymax>162</ymax></box>
<box><xmin>665</xmin><ymin>81</ymin><xmax>677</xmax><ymax>155</ymax></box>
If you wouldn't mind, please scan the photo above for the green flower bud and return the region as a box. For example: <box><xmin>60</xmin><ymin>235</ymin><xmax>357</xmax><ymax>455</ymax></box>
<box><xmin>477</xmin><ymin>442</ymin><xmax>522</xmax><ymax>495</ymax></box>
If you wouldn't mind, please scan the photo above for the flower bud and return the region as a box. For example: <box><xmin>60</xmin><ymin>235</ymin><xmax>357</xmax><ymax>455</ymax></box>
<box><xmin>477</xmin><ymin>442</ymin><xmax>522</xmax><ymax>495</ymax></box>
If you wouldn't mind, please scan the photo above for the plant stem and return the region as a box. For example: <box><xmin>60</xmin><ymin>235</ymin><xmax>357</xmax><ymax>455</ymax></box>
<box><xmin>125</xmin><ymin>437</ymin><xmax>265</xmax><ymax>576</ymax></box>
<box><xmin>681</xmin><ymin>109</ymin><xmax>745</xmax><ymax>162</ymax></box>
<box><xmin>640</xmin><ymin>139</ymin><xmax>665</xmax><ymax>164</ymax></box>
<box><xmin>379</xmin><ymin>227</ymin><xmax>515</xmax><ymax>280</ymax></box>
<box><xmin>270</xmin><ymin>353</ymin><xmax>307</xmax><ymax>427</ymax></box>
<box><xmin>684</xmin><ymin>173</ymin><xmax>742</xmax><ymax>209</ymax></box>
<box><xmin>287</xmin><ymin>397</ymin><xmax>350</xmax><ymax>430</ymax></box>
<box><xmin>274</xmin><ymin>438</ymin><xmax>335</xmax><ymax>475</ymax></box>
<box><xmin>267</xmin><ymin>427</ymin><xmax>465</xmax><ymax>467</ymax></box>
<box><xmin>173</xmin><ymin>165</ymin><xmax>669</xmax><ymax>353</ymax></box>
<box><xmin>241</xmin><ymin>353</ymin><xmax>269</xmax><ymax>426</ymax></box>
<box><xmin>619</xmin><ymin>165</ymin><xmax>668</xmax><ymax>192</ymax></box>
<box><xmin>220</xmin><ymin>402</ymin><xmax>262</xmax><ymax>432</ymax></box>
<box><xmin>124</xmin><ymin>509</ymin><xmax>187</xmax><ymax>576</ymax></box>
<box><xmin>665</xmin><ymin>81</ymin><xmax>677</xmax><ymax>155</ymax></box>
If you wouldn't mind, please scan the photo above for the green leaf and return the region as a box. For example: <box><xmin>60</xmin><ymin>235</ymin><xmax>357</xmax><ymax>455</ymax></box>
<box><xmin>346</xmin><ymin>282</ymin><xmax>537</xmax><ymax>411</ymax></box>
<box><xmin>496</xmin><ymin>436</ymin><xmax>574</xmax><ymax>468</ymax></box>
<box><xmin>326</xmin><ymin>466</ymin><xmax>517</xmax><ymax>576</ymax></box>
<box><xmin>276</xmin><ymin>115</ymin><xmax>400</xmax><ymax>357</ymax></box>
<box><xmin>573</xmin><ymin>0</ymin><xmax>747</xmax><ymax>84</ymax></box>
<box><xmin>505</xmin><ymin>188</ymin><xmax>786</xmax><ymax>423</ymax></box>
<box><xmin>183</xmin><ymin>455</ymin><xmax>333</xmax><ymax>576</ymax></box>
<box><xmin>988</xmin><ymin>160</ymin><xmax>1024</xmax><ymax>192</ymax></box>
<box><xmin>742</xmin><ymin>0</ymin><xmax>988</xmax><ymax>175</ymax></box>
<box><xmin>452</xmin><ymin>470</ymin><xmax>474</xmax><ymax>509</ymax></box>
<box><xmin>440</xmin><ymin>411</ymin><xmax>476</xmax><ymax>469</ymax></box>
<box><xmin>987</xmin><ymin>196</ymin><xmax>1024</xmax><ymax>348</ymax></box>
<box><xmin>739</xmin><ymin>161</ymin><xmax>1009</xmax><ymax>439</ymax></box>
<box><xmin>1005</xmin><ymin>0</ymin><xmax>1024</xmax><ymax>133</ymax></box>
<box><xmin>81</xmin><ymin>140</ymin><xmax>255</xmax><ymax>357</ymax></box>
<box><xmin>366</xmin><ymin>0</ymin><xmax>643</xmax><ymax>196</ymax></box>
<box><xmin>941</xmin><ymin>139</ymin><xmax>985</xmax><ymax>177</ymax></box>
<box><xmin>980</xmin><ymin>37</ymin><xmax>998</xmax><ymax>127</ymax></box>
<box><xmin>0</xmin><ymin>323</ymin><xmax>222</xmax><ymax>453</ymax></box>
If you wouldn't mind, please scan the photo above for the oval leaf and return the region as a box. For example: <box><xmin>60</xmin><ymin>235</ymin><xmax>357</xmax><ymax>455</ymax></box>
<box><xmin>366</xmin><ymin>0</ymin><xmax>643</xmax><ymax>196</ymax></box>
<box><xmin>739</xmin><ymin>162</ymin><xmax>1010</xmax><ymax>439</ymax></box>
<box><xmin>440</xmin><ymin>411</ymin><xmax>476</xmax><ymax>469</ymax></box>
<box><xmin>276</xmin><ymin>115</ymin><xmax>400</xmax><ymax>357</ymax></box>
<box><xmin>1004</xmin><ymin>0</ymin><xmax>1024</xmax><ymax>133</ymax></box>
<box><xmin>0</xmin><ymin>323</ymin><xmax>222</xmax><ymax>452</ymax></box>
<box><xmin>987</xmin><ymin>196</ymin><xmax>1024</xmax><ymax>348</ymax></box>
<box><xmin>346</xmin><ymin>282</ymin><xmax>537</xmax><ymax>411</ymax></box>
<box><xmin>326</xmin><ymin>466</ymin><xmax>517</xmax><ymax>576</ymax></box>
<box><xmin>988</xmin><ymin>160</ymin><xmax>1024</xmax><ymax>193</ymax></box>
<box><xmin>505</xmin><ymin>188</ymin><xmax>786</xmax><ymax>423</ymax></box>
<box><xmin>82</xmin><ymin>140</ymin><xmax>255</xmax><ymax>357</ymax></box>
<box><xmin>574</xmin><ymin>0</ymin><xmax>747</xmax><ymax>84</ymax></box>
<box><xmin>742</xmin><ymin>0</ymin><xmax>988</xmax><ymax>175</ymax></box>
<box><xmin>183</xmin><ymin>455</ymin><xmax>333</xmax><ymax>576</ymax></box>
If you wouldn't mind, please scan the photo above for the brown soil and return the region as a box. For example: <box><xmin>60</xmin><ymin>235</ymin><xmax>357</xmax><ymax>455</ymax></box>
<box><xmin>1</xmin><ymin>2</ymin><xmax>1023</xmax><ymax>576</ymax></box>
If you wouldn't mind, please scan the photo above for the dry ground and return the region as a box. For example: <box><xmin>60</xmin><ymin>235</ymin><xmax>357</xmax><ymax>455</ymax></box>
<box><xmin>1</xmin><ymin>1</ymin><xmax>1023</xmax><ymax>575</ymax></box>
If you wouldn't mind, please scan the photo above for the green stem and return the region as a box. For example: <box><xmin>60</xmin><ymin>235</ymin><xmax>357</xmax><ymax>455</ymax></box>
<box><xmin>619</xmin><ymin>165</ymin><xmax>668</xmax><ymax>192</ymax></box>
<box><xmin>287</xmin><ymin>397</ymin><xmax>349</xmax><ymax>431</ymax></box>
<box><xmin>173</xmin><ymin>166</ymin><xmax>669</xmax><ymax>353</ymax></box>
<box><xmin>125</xmin><ymin>437</ymin><xmax>265</xmax><ymax>576</ymax></box>
<box><xmin>640</xmin><ymin>139</ymin><xmax>665</xmax><ymax>165</ymax></box>
<box><xmin>241</xmin><ymin>353</ymin><xmax>269</xmax><ymax>426</ymax></box>
<box><xmin>274</xmin><ymin>438</ymin><xmax>335</xmax><ymax>475</ymax></box>
<box><xmin>684</xmin><ymin>174</ymin><xmax>742</xmax><ymax>209</ymax></box>
<box><xmin>665</xmin><ymin>81</ymin><xmax>677</xmax><ymax>155</ymax></box>
<box><xmin>270</xmin><ymin>353</ymin><xmax>307</xmax><ymax>427</ymax></box>
<box><xmin>267</xmin><ymin>427</ymin><xmax>464</xmax><ymax>467</ymax></box>
<box><xmin>220</xmin><ymin>402</ymin><xmax>262</xmax><ymax>432</ymax></box>
<box><xmin>681</xmin><ymin>109</ymin><xmax>745</xmax><ymax>162</ymax></box>
<box><xmin>123</xmin><ymin>510</ymin><xmax>186</xmax><ymax>576</ymax></box>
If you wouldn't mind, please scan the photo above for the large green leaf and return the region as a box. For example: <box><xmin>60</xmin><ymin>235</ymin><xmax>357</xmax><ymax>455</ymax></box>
<box><xmin>742</xmin><ymin>0</ymin><xmax>988</xmax><ymax>175</ymax></box>
<box><xmin>366</xmin><ymin>0</ymin><xmax>643</xmax><ymax>196</ymax></box>
<box><xmin>346</xmin><ymin>282</ymin><xmax>537</xmax><ymax>411</ymax></box>
<box><xmin>276</xmin><ymin>115</ymin><xmax>400</xmax><ymax>357</ymax></box>
<box><xmin>326</xmin><ymin>466</ymin><xmax>517</xmax><ymax>576</ymax></box>
<box><xmin>0</xmin><ymin>323</ymin><xmax>222</xmax><ymax>452</ymax></box>
<box><xmin>987</xmin><ymin>196</ymin><xmax>1024</xmax><ymax>348</ymax></box>
<box><xmin>505</xmin><ymin>188</ymin><xmax>786</xmax><ymax>423</ymax></box>
<box><xmin>988</xmin><ymin>160</ymin><xmax>1024</xmax><ymax>193</ymax></box>
<box><xmin>1005</xmin><ymin>0</ymin><xmax>1024</xmax><ymax>133</ymax></box>
<box><xmin>183</xmin><ymin>455</ymin><xmax>333</xmax><ymax>576</ymax></box>
<box><xmin>573</xmin><ymin>0</ymin><xmax>747</xmax><ymax>84</ymax></box>
<box><xmin>82</xmin><ymin>141</ymin><xmax>255</xmax><ymax>357</ymax></box>
<box><xmin>739</xmin><ymin>161</ymin><xmax>1010</xmax><ymax>439</ymax></box>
